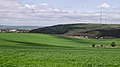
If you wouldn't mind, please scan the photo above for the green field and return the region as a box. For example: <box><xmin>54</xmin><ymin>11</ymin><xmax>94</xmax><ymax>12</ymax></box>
<box><xmin>0</xmin><ymin>33</ymin><xmax>120</xmax><ymax>67</ymax></box>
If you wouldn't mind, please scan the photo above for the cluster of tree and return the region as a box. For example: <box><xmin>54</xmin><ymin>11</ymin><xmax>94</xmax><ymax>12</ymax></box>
<box><xmin>30</xmin><ymin>23</ymin><xmax>120</xmax><ymax>38</ymax></box>
<box><xmin>86</xmin><ymin>29</ymin><xmax>120</xmax><ymax>38</ymax></box>
<box><xmin>29</xmin><ymin>24</ymin><xmax>80</xmax><ymax>34</ymax></box>
<box><xmin>92</xmin><ymin>41</ymin><xmax>117</xmax><ymax>48</ymax></box>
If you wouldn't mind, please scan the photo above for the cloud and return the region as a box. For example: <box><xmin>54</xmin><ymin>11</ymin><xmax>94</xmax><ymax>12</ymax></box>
<box><xmin>24</xmin><ymin>4</ymin><xmax>37</xmax><ymax>9</ymax></box>
<box><xmin>40</xmin><ymin>3</ymin><xmax>49</xmax><ymax>6</ymax></box>
<box><xmin>0</xmin><ymin>0</ymin><xmax>120</xmax><ymax>26</ymax></box>
<box><xmin>97</xmin><ymin>3</ymin><xmax>111</xmax><ymax>9</ymax></box>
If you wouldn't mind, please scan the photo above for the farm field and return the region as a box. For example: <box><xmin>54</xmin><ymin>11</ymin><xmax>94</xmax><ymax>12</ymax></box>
<box><xmin>0</xmin><ymin>33</ymin><xmax>120</xmax><ymax>67</ymax></box>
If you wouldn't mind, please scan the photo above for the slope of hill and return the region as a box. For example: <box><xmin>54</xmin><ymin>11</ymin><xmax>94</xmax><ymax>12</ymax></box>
<box><xmin>0</xmin><ymin>33</ymin><xmax>120</xmax><ymax>67</ymax></box>
<box><xmin>30</xmin><ymin>23</ymin><xmax>120</xmax><ymax>38</ymax></box>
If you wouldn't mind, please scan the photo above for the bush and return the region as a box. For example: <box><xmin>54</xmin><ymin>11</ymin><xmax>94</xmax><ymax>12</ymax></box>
<box><xmin>101</xmin><ymin>45</ymin><xmax>103</xmax><ymax>48</ymax></box>
<box><xmin>111</xmin><ymin>42</ymin><xmax>116</xmax><ymax>47</ymax></box>
<box><xmin>92</xmin><ymin>43</ymin><xmax>95</xmax><ymax>48</ymax></box>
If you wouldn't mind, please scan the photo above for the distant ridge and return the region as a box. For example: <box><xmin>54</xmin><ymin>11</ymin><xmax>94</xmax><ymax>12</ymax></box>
<box><xmin>0</xmin><ymin>25</ymin><xmax>42</xmax><ymax>30</ymax></box>
<box><xmin>30</xmin><ymin>23</ymin><xmax>120</xmax><ymax>38</ymax></box>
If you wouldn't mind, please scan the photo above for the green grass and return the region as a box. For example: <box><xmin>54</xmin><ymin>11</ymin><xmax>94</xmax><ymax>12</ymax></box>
<box><xmin>0</xmin><ymin>33</ymin><xmax>120</xmax><ymax>67</ymax></box>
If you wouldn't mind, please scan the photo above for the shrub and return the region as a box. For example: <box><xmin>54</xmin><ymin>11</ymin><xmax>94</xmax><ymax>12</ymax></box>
<box><xmin>101</xmin><ymin>45</ymin><xmax>103</xmax><ymax>48</ymax></box>
<box><xmin>92</xmin><ymin>43</ymin><xmax>95</xmax><ymax>48</ymax></box>
<box><xmin>111</xmin><ymin>42</ymin><xmax>116</xmax><ymax>47</ymax></box>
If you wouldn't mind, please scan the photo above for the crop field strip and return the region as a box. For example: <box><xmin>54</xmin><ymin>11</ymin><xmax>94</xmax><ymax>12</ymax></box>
<box><xmin>0</xmin><ymin>33</ymin><xmax>120</xmax><ymax>67</ymax></box>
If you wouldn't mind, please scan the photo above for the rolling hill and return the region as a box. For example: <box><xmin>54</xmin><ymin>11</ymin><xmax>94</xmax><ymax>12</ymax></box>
<box><xmin>0</xmin><ymin>33</ymin><xmax>120</xmax><ymax>67</ymax></box>
<box><xmin>30</xmin><ymin>23</ymin><xmax>120</xmax><ymax>38</ymax></box>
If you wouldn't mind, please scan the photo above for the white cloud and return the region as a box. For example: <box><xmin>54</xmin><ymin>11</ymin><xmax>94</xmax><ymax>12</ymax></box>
<box><xmin>97</xmin><ymin>3</ymin><xmax>111</xmax><ymax>9</ymax></box>
<box><xmin>24</xmin><ymin>4</ymin><xmax>37</xmax><ymax>9</ymax></box>
<box><xmin>40</xmin><ymin>3</ymin><xmax>49</xmax><ymax>6</ymax></box>
<box><xmin>0</xmin><ymin>0</ymin><xmax>120</xmax><ymax>26</ymax></box>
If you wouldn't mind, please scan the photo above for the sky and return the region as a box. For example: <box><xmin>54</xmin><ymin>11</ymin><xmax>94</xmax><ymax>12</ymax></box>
<box><xmin>0</xmin><ymin>0</ymin><xmax>120</xmax><ymax>26</ymax></box>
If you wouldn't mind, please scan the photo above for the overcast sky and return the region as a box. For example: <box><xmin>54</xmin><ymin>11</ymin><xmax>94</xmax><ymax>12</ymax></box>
<box><xmin>0</xmin><ymin>0</ymin><xmax>120</xmax><ymax>26</ymax></box>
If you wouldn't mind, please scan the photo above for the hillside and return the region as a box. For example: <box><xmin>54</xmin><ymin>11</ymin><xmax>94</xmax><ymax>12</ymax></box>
<box><xmin>0</xmin><ymin>33</ymin><xmax>119</xmax><ymax>47</ymax></box>
<box><xmin>30</xmin><ymin>23</ymin><xmax>120</xmax><ymax>38</ymax></box>
<box><xmin>0</xmin><ymin>33</ymin><xmax>82</xmax><ymax>48</ymax></box>
<box><xmin>0</xmin><ymin>33</ymin><xmax>120</xmax><ymax>66</ymax></box>
<box><xmin>0</xmin><ymin>33</ymin><xmax>118</xmax><ymax>48</ymax></box>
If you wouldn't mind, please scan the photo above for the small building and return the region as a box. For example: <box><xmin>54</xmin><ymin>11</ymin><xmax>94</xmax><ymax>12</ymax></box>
<box><xmin>9</xmin><ymin>29</ymin><xmax>17</xmax><ymax>32</ymax></box>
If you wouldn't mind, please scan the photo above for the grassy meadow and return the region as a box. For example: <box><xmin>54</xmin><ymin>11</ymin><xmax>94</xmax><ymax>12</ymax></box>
<box><xmin>0</xmin><ymin>33</ymin><xmax>120</xmax><ymax>67</ymax></box>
